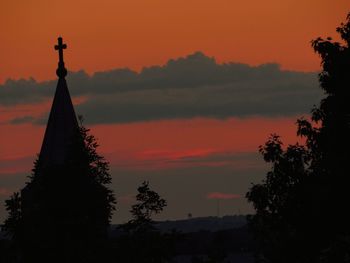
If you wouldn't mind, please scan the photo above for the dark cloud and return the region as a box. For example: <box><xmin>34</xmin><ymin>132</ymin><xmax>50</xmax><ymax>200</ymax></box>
<box><xmin>0</xmin><ymin>78</ymin><xmax>51</xmax><ymax>106</ymax></box>
<box><xmin>9</xmin><ymin>116</ymin><xmax>37</xmax><ymax>125</ymax></box>
<box><xmin>1</xmin><ymin>52</ymin><xmax>322</xmax><ymax>124</ymax></box>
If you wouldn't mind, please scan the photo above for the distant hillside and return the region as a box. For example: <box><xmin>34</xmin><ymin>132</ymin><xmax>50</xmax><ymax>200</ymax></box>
<box><xmin>2</xmin><ymin>216</ymin><xmax>254</xmax><ymax>262</ymax></box>
<box><xmin>110</xmin><ymin>215</ymin><xmax>247</xmax><ymax>236</ymax></box>
<box><xmin>1</xmin><ymin>215</ymin><xmax>248</xmax><ymax>240</ymax></box>
<box><xmin>109</xmin><ymin>216</ymin><xmax>255</xmax><ymax>263</ymax></box>
<box><xmin>155</xmin><ymin>215</ymin><xmax>247</xmax><ymax>233</ymax></box>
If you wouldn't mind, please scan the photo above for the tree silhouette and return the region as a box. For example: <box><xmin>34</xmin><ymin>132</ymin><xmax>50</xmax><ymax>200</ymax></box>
<box><xmin>124</xmin><ymin>181</ymin><xmax>167</xmax><ymax>232</ymax></box>
<box><xmin>3</xmin><ymin>117</ymin><xmax>116</xmax><ymax>263</ymax></box>
<box><xmin>246</xmin><ymin>13</ymin><xmax>350</xmax><ymax>263</ymax></box>
<box><xmin>116</xmin><ymin>181</ymin><xmax>174</xmax><ymax>263</ymax></box>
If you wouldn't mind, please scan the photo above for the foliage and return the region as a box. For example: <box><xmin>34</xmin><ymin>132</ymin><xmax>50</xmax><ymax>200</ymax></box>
<box><xmin>124</xmin><ymin>181</ymin><xmax>167</xmax><ymax>232</ymax></box>
<box><xmin>246</xmin><ymin>136</ymin><xmax>312</xmax><ymax>262</ymax></box>
<box><xmin>3</xmin><ymin>118</ymin><xmax>115</xmax><ymax>262</ymax></box>
<box><xmin>117</xmin><ymin>181</ymin><xmax>172</xmax><ymax>263</ymax></box>
<box><xmin>3</xmin><ymin>192</ymin><xmax>22</xmax><ymax>238</ymax></box>
<box><xmin>76</xmin><ymin>116</ymin><xmax>116</xmax><ymax>221</ymax></box>
<box><xmin>246</xmin><ymin>12</ymin><xmax>350</xmax><ymax>263</ymax></box>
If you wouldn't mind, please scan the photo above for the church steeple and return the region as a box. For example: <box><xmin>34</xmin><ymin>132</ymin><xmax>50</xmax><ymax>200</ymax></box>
<box><xmin>38</xmin><ymin>37</ymin><xmax>78</xmax><ymax>167</ymax></box>
<box><xmin>16</xmin><ymin>37</ymin><xmax>113</xmax><ymax>262</ymax></box>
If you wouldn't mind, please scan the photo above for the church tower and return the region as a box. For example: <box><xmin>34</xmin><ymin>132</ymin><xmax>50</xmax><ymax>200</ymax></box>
<box><xmin>17</xmin><ymin>37</ymin><xmax>114</xmax><ymax>263</ymax></box>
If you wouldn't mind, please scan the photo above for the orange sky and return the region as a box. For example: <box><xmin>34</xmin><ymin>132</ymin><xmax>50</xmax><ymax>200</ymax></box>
<box><xmin>1</xmin><ymin>0</ymin><xmax>349</xmax><ymax>83</ymax></box>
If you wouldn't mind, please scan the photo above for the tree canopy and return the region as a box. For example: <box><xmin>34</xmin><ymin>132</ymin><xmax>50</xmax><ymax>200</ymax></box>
<box><xmin>3</xmin><ymin>118</ymin><xmax>116</xmax><ymax>263</ymax></box>
<box><xmin>246</xmin><ymin>12</ymin><xmax>350</xmax><ymax>263</ymax></box>
<box><xmin>125</xmin><ymin>181</ymin><xmax>167</xmax><ymax>232</ymax></box>
<box><xmin>116</xmin><ymin>181</ymin><xmax>174</xmax><ymax>263</ymax></box>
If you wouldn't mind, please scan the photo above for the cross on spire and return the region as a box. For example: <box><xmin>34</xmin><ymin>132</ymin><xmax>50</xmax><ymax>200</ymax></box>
<box><xmin>55</xmin><ymin>37</ymin><xmax>66</xmax><ymax>64</ymax></box>
<box><xmin>55</xmin><ymin>37</ymin><xmax>68</xmax><ymax>78</ymax></box>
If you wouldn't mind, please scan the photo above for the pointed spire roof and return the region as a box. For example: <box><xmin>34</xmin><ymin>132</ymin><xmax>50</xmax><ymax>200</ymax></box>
<box><xmin>39</xmin><ymin>37</ymin><xmax>78</xmax><ymax>167</ymax></box>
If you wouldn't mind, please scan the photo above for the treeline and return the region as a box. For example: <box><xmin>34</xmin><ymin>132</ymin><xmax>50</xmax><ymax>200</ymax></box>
<box><xmin>0</xmin><ymin>182</ymin><xmax>254</xmax><ymax>262</ymax></box>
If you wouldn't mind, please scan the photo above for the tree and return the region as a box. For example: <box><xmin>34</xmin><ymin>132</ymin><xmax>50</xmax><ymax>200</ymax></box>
<box><xmin>125</xmin><ymin>181</ymin><xmax>167</xmax><ymax>232</ymax></box>
<box><xmin>117</xmin><ymin>181</ymin><xmax>173</xmax><ymax>263</ymax></box>
<box><xmin>246</xmin><ymin>136</ymin><xmax>312</xmax><ymax>263</ymax></box>
<box><xmin>246</xmin><ymin>12</ymin><xmax>350</xmax><ymax>263</ymax></box>
<box><xmin>3</xmin><ymin>118</ymin><xmax>116</xmax><ymax>263</ymax></box>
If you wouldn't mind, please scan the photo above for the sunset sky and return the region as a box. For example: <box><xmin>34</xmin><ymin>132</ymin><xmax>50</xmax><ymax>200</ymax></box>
<box><xmin>1</xmin><ymin>0</ymin><xmax>349</xmax><ymax>223</ymax></box>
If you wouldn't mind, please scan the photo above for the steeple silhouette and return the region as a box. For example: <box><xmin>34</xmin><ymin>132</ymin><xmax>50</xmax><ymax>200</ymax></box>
<box><xmin>11</xmin><ymin>37</ymin><xmax>114</xmax><ymax>263</ymax></box>
<box><xmin>38</xmin><ymin>37</ymin><xmax>78</xmax><ymax>168</ymax></box>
